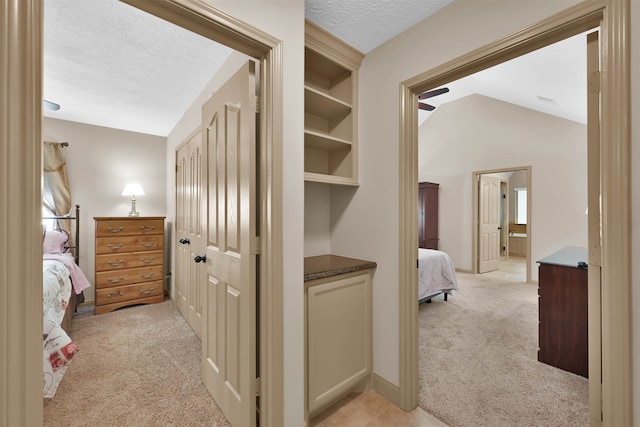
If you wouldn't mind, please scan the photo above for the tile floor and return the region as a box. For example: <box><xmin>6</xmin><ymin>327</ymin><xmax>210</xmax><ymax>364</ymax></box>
<box><xmin>309</xmin><ymin>390</ymin><xmax>448</xmax><ymax>427</ymax></box>
<box><xmin>306</xmin><ymin>259</ymin><xmax>529</xmax><ymax>427</ymax></box>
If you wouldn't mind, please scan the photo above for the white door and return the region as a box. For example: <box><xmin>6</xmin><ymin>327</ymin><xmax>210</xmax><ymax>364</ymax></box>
<box><xmin>175</xmin><ymin>141</ymin><xmax>189</xmax><ymax>317</ymax></box>
<box><xmin>175</xmin><ymin>132</ymin><xmax>205</xmax><ymax>338</ymax></box>
<box><xmin>478</xmin><ymin>175</ymin><xmax>501</xmax><ymax>273</ymax></box>
<box><xmin>200</xmin><ymin>61</ymin><xmax>258</xmax><ymax>427</ymax></box>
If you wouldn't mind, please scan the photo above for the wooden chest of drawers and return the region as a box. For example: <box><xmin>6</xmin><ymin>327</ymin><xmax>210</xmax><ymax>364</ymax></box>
<box><xmin>94</xmin><ymin>217</ymin><xmax>165</xmax><ymax>315</ymax></box>
<box><xmin>537</xmin><ymin>246</ymin><xmax>588</xmax><ymax>377</ymax></box>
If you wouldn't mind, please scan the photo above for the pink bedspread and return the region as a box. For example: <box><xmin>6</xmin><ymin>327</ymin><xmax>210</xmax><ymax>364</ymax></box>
<box><xmin>43</xmin><ymin>253</ymin><xmax>91</xmax><ymax>295</ymax></box>
<box><xmin>43</xmin><ymin>259</ymin><xmax>80</xmax><ymax>398</ymax></box>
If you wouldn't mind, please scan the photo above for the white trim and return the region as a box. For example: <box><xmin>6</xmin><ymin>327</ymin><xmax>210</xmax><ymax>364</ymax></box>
<box><xmin>372</xmin><ymin>373</ymin><xmax>402</xmax><ymax>409</ymax></box>
<box><xmin>471</xmin><ymin>166</ymin><xmax>532</xmax><ymax>283</ymax></box>
<box><xmin>399</xmin><ymin>2</ymin><xmax>631</xmax><ymax>425</ymax></box>
<box><xmin>0</xmin><ymin>1</ymin><xmax>44</xmax><ymax>425</ymax></box>
<box><xmin>4</xmin><ymin>0</ymin><xmax>285</xmax><ymax>425</ymax></box>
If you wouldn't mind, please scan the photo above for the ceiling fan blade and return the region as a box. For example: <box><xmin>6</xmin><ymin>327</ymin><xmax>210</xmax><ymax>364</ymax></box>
<box><xmin>418</xmin><ymin>87</ymin><xmax>449</xmax><ymax>100</ymax></box>
<box><xmin>418</xmin><ymin>102</ymin><xmax>435</xmax><ymax>111</ymax></box>
<box><xmin>43</xmin><ymin>100</ymin><xmax>60</xmax><ymax>111</ymax></box>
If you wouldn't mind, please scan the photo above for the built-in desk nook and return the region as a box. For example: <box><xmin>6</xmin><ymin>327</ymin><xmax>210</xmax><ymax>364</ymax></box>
<box><xmin>304</xmin><ymin>254</ymin><xmax>376</xmax><ymax>418</ymax></box>
<box><xmin>537</xmin><ymin>246</ymin><xmax>588</xmax><ymax>377</ymax></box>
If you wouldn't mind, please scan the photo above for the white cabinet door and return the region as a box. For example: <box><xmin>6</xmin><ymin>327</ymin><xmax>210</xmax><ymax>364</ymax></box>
<box><xmin>306</xmin><ymin>271</ymin><xmax>372</xmax><ymax>415</ymax></box>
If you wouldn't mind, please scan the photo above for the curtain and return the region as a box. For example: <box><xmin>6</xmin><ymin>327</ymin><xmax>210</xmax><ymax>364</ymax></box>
<box><xmin>42</xmin><ymin>142</ymin><xmax>72</xmax><ymax>240</ymax></box>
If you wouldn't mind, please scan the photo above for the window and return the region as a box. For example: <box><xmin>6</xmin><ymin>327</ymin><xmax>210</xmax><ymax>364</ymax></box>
<box><xmin>42</xmin><ymin>206</ymin><xmax>55</xmax><ymax>231</ymax></box>
<box><xmin>515</xmin><ymin>188</ymin><xmax>527</xmax><ymax>224</ymax></box>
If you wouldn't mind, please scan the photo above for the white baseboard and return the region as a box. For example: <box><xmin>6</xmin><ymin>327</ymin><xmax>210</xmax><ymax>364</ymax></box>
<box><xmin>372</xmin><ymin>373</ymin><xmax>401</xmax><ymax>408</ymax></box>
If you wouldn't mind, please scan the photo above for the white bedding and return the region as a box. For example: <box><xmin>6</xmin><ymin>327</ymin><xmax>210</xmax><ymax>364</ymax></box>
<box><xmin>418</xmin><ymin>248</ymin><xmax>458</xmax><ymax>301</ymax></box>
<box><xmin>43</xmin><ymin>259</ymin><xmax>79</xmax><ymax>398</ymax></box>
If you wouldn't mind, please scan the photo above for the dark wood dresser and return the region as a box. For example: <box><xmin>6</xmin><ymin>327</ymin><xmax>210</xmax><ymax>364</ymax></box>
<box><xmin>537</xmin><ymin>246</ymin><xmax>588</xmax><ymax>377</ymax></box>
<box><xmin>418</xmin><ymin>182</ymin><xmax>439</xmax><ymax>249</ymax></box>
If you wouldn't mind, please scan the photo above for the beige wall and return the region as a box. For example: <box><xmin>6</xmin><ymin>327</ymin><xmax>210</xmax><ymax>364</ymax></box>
<box><xmin>329</xmin><ymin>0</ymin><xmax>584</xmax><ymax>387</ymax></box>
<box><xmin>304</xmin><ymin>182</ymin><xmax>332</xmax><ymax>256</ymax></box>
<box><xmin>418</xmin><ymin>94</ymin><xmax>587</xmax><ymax>281</ymax></box>
<box><xmin>43</xmin><ymin>117</ymin><xmax>167</xmax><ymax>304</ymax></box>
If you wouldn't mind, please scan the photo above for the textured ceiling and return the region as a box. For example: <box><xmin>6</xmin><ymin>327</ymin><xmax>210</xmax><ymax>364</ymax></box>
<box><xmin>43</xmin><ymin>0</ymin><xmax>587</xmax><ymax>137</ymax></box>
<box><xmin>43</xmin><ymin>0</ymin><xmax>231</xmax><ymax>136</ymax></box>
<box><xmin>305</xmin><ymin>0</ymin><xmax>453</xmax><ymax>54</ymax></box>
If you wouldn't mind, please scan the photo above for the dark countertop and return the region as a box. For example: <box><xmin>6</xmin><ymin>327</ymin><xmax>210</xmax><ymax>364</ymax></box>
<box><xmin>304</xmin><ymin>254</ymin><xmax>377</xmax><ymax>282</ymax></box>
<box><xmin>537</xmin><ymin>246</ymin><xmax>588</xmax><ymax>268</ymax></box>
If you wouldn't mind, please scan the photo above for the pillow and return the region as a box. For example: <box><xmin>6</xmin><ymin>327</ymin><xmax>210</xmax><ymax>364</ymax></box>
<box><xmin>43</xmin><ymin>230</ymin><xmax>69</xmax><ymax>254</ymax></box>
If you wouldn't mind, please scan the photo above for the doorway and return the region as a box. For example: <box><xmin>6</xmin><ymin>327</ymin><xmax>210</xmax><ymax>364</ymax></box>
<box><xmin>399</xmin><ymin>2</ymin><xmax>631</xmax><ymax>425</ymax></box>
<box><xmin>473</xmin><ymin>167</ymin><xmax>531</xmax><ymax>283</ymax></box>
<box><xmin>2</xmin><ymin>0</ymin><xmax>285</xmax><ymax>425</ymax></box>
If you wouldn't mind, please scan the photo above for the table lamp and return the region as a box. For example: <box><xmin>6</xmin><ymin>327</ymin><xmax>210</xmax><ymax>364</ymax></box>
<box><xmin>121</xmin><ymin>183</ymin><xmax>145</xmax><ymax>217</ymax></box>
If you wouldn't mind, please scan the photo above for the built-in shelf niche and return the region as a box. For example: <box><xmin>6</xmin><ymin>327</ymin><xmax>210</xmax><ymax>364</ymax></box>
<box><xmin>304</xmin><ymin>20</ymin><xmax>363</xmax><ymax>186</ymax></box>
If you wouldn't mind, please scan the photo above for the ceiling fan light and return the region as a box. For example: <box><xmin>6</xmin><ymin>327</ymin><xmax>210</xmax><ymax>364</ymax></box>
<box><xmin>536</xmin><ymin>95</ymin><xmax>557</xmax><ymax>105</ymax></box>
<box><xmin>43</xmin><ymin>99</ymin><xmax>61</xmax><ymax>111</ymax></box>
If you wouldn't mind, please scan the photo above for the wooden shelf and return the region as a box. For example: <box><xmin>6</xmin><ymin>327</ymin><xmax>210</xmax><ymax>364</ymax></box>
<box><xmin>304</xmin><ymin>87</ymin><xmax>352</xmax><ymax>122</ymax></box>
<box><xmin>304</xmin><ymin>20</ymin><xmax>363</xmax><ymax>186</ymax></box>
<box><xmin>304</xmin><ymin>130</ymin><xmax>352</xmax><ymax>152</ymax></box>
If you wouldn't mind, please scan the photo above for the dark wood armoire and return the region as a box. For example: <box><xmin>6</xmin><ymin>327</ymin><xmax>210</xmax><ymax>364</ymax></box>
<box><xmin>418</xmin><ymin>182</ymin><xmax>439</xmax><ymax>249</ymax></box>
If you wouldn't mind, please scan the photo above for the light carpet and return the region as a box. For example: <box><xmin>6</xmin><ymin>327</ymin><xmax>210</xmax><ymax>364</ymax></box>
<box><xmin>44</xmin><ymin>300</ymin><xmax>230</xmax><ymax>427</ymax></box>
<box><xmin>418</xmin><ymin>267</ymin><xmax>589</xmax><ymax>427</ymax></box>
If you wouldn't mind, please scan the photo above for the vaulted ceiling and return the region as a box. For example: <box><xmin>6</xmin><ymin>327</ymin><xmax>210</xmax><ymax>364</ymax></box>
<box><xmin>43</xmin><ymin>0</ymin><xmax>587</xmax><ymax>137</ymax></box>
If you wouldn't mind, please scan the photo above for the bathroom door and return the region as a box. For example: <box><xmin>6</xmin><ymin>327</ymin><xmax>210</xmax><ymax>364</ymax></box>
<box><xmin>478</xmin><ymin>174</ymin><xmax>501</xmax><ymax>273</ymax></box>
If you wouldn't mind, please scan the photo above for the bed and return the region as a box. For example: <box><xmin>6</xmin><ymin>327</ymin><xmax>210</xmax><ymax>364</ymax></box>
<box><xmin>418</xmin><ymin>248</ymin><xmax>458</xmax><ymax>304</ymax></box>
<box><xmin>42</xmin><ymin>205</ymin><xmax>91</xmax><ymax>398</ymax></box>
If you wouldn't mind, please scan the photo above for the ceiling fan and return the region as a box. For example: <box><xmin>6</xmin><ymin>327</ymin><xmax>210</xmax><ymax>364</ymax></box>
<box><xmin>418</xmin><ymin>87</ymin><xmax>449</xmax><ymax>111</ymax></box>
<box><xmin>43</xmin><ymin>100</ymin><xmax>60</xmax><ymax>111</ymax></box>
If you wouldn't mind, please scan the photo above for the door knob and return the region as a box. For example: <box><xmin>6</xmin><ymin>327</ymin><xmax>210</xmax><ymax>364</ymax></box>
<box><xmin>194</xmin><ymin>254</ymin><xmax>206</xmax><ymax>263</ymax></box>
<box><xmin>179</xmin><ymin>238</ymin><xmax>190</xmax><ymax>244</ymax></box>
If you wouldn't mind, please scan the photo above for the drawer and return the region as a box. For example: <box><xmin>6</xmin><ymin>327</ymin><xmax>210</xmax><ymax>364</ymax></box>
<box><xmin>95</xmin><ymin>265</ymin><xmax>164</xmax><ymax>289</ymax></box>
<box><xmin>96</xmin><ymin>235</ymin><xmax>164</xmax><ymax>254</ymax></box>
<box><xmin>96</xmin><ymin>250</ymin><xmax>163</xmax><ymax>271</ymax></box>
<box><xmin>95</xmin><ymin>280</ymin><xmax>164</xmax><ymax>305</ymax></box>
<box><xmin>95</xmin><ymin>218</ymin><xmax>164</xmax><ymax>237</ymax></box>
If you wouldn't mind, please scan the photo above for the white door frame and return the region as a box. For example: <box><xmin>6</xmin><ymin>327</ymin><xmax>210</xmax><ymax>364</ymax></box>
<box><xmin>472</xmin><ymin>167</ymin><xmax>532</xmax><ymax>283</ymax></box>
<box><xmin>124</xmin><ymin>3</ymin><xmax>285</xmax><ymax>425</ymax></box>
<box><xmin>2</xmin><ymin>0</ymin><xmax>285</xmax><ymax>425</ymax></box>
<box><xmin>399</xmin><ymin>1</ymin><xmax>631</xmax><ymax>425</ymax></box>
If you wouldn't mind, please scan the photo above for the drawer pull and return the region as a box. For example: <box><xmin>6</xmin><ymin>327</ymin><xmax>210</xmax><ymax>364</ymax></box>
<box><xmin>107</xmin><ymin>259</ymin><xmax>124</xmax><ymax>267</ymax></box>
<box><xmin>107</xmin><ymin>276</ymin><xmax>124</xmax><ymax>283</ymax></box>
<box><xmin>140</xmin><ymin>257</ymin><xmax>155</xmax><ymax>263</ymax></box>
<box><xmin>139</xmin><ymin>287</ymin><xmax>155</xmax><ymax>295</ymax></box>
<box><xmin>140</xmin><ymin>273</ymin><xmax>155</xmax><ymax>279</ymax></box>
<box><xmin>107</xmin><ymin>226</ymin><xmax>124</xmax><ymax>233</ymax></box>
<box><xmin>107</xmin><ymin>290</ymin><xmax>124</xmax><ymax>298</ymax></box>
<box><xmin>141</xmin><ymin>225</ymin><xmax>155</xmax><ymax>232</ymax></box>
<box><xmin>140</xmin><ymin>241</ymin><xmax>156</xmax><ymax>248</ymax></box>
<box><xmin>107</xmin><ymin>243</ymin><xmax>124</xmax><ymax>250</ymax></box>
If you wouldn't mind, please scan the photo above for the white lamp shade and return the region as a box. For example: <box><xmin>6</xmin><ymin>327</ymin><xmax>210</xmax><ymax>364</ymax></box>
<box><xmin>121</xmin><ymin>183</ymin><xmax>145</xmax><ymax>197</ymax></box>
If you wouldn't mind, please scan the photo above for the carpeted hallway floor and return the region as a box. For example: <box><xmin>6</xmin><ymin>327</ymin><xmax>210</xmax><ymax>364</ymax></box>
<box><xmin>417</xmin><ymin>258</ymin><xmax>589</xmax><ymax>426</ymax></box>
<box><xmin>44</xmin><ymin>300</ymin><xmax>230</xmax><ymax>427</ymax></box>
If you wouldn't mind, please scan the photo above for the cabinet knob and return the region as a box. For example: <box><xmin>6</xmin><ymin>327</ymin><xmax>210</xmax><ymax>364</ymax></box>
<box><xmin>194</xmin><ymin>254</ymin><xmax>206</xmax><ymax>263</ymax></box>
